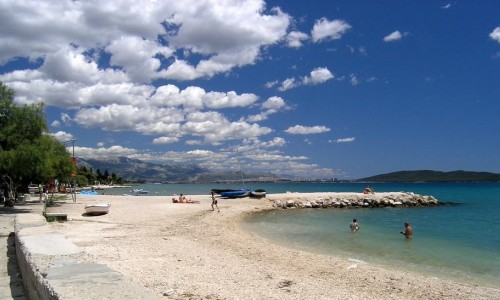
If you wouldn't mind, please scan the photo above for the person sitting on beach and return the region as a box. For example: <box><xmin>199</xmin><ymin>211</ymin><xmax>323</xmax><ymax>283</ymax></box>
<box><xmin>176</xmin><ymin>194</ymin><xmax>199</xmax><ymax>204</ymax></box>
<box><xmin>179</xmin><ymin>194</ymin><xmax>187</xmax><ymax>203</ymax></box>
<box><xmin>172</xmin><ymin>194</ymin><xmax>179</xmax><ymax>203</ymax></box>
<box><xmin>350</xmin><ymin>218</ymin><xmax>360</xmax><ymax>232</ymax></box>
<box><xmin>363</xmin><ymin>186</ymin><xmax>374</xmax><ymax>194</ymax></box>
<box><xmin>400</xmin><ymin>222</ymin><xmax>413</xmax><ymax>238</ymax></box>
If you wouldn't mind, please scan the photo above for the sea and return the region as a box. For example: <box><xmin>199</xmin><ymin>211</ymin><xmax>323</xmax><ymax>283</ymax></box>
<box><xmin>100</xmin><ymin>182</ymin><xmax>500</xmax><ymax>289</ymax></box>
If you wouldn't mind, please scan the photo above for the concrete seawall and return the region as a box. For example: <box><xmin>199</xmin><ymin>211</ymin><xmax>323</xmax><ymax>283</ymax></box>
<box><xmin>14</xmin><ymin>211</ymin><xmax>161</xmax><ymax>299</ymax></box>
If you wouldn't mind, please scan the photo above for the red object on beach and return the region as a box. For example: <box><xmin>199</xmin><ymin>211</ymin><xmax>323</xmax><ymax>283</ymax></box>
<box><xmin>71</xmin><ymin>157</ymin><xmax>77</xmax><ymax>177</ymax></box>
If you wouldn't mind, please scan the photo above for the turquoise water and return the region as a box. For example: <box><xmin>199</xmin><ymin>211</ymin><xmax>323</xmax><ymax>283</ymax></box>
<box><xmin>101</xmin><ymin>182</ymin><xmax>500</xmax><ymax>288</ymax></box>
<box><xmin>240</xmin><ymin>182</ymin><xmax>500</xmax><ymax>289</ymax></box>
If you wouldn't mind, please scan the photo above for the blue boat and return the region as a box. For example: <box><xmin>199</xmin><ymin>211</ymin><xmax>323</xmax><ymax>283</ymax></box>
<box><xmin>220</xmin><ymin>189</ymin><xmax>251</xmax><ymax>198</ymax></box>
<box><xmin>80</xmin><ymin>190</ymin><xmax>98</xmax><ymax>195</ymax></box>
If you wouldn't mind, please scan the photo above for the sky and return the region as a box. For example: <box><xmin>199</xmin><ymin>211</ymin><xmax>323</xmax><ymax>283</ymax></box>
<box><xmin>1</xmin><ymin>0</ymin><xmax>499</xmax><ymax>179</ymax></box>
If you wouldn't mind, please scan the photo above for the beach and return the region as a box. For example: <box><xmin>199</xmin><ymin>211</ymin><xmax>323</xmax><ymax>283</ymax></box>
<box><xmin>46</xmin><ymin>193</ymin><xmax>500</xmax><ymax>299</ymax></box>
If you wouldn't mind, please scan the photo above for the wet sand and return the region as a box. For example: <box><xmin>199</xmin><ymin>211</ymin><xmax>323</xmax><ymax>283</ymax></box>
<box><xmin>46</xmin><ymin>193</ymin><xmax>500</xmax><ymax>299</ymax></box>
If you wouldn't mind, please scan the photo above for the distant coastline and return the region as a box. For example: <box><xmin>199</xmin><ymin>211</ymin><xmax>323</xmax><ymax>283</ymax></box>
<box><xmin>357</xmin><ymin>170</ymin><xmax>500</xmax><ymax>183</ymax></box>
<box><xmin>77</xmin><ymin>157</ymin><xmax>500</xmax><ymax>183</ymax></box>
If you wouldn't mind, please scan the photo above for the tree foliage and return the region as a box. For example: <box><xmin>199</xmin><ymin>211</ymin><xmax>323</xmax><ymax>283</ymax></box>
<box><xmin>0</xmin><ymin>82</ymin><xmax>73</xmax><ymax>205</ymax></box>
<box><xmin>75</xmin><ymin>166</ymin><xmax>123</xmax><ymax>186</ymax></box>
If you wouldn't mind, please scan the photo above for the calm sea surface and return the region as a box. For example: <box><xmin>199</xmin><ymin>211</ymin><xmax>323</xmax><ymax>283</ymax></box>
<box><xmin>101</xmin><ymin>182</ymin><xmax>500</xmax><ymax>288</ymax></box>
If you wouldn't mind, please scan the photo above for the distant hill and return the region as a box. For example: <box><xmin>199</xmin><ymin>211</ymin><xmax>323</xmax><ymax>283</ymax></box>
<box><xmin>358</xmin><ymin>170</ymin><xmax>500</xmax><ymax>182</ymax></box>
<box><xmin>77</xmin><ymin>157</ymin><xmax>279</xmax><ymax>183</ymax></box>
<box><xmin>78</xmin><ymin>157</ymin><xmax>207</xmax><ymax>182</ymax></box>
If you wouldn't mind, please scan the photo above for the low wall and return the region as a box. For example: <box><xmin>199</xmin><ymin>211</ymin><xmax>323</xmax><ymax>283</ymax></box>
<box><xmin>14</xmin><ymin>213</ymin><xmax>161</xmax><ymax>300</ymax></box>
<box><xmin>15</xmin><ymin>214</ymin><xmax>59</xmax><ymax>299</ymax></box>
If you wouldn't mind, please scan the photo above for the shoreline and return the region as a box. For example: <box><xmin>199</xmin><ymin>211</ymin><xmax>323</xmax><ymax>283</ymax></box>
<box><xmin>46</xmin><ymin>193</ymin><xmax>500</xmax><ymax>299</ymax></box>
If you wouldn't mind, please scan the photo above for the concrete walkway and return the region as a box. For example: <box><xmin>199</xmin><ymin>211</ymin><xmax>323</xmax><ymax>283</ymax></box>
<box><xmin>0</xmin><ymin>204</ymin><xmax>33</xmax><ymax>300</ymax></box>
<box><xmin>2</xmin><ymin>200</ymin><xmax>161</xmax><ymax>300</ymax></box>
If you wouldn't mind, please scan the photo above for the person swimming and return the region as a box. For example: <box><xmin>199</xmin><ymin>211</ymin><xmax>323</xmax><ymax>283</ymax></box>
<box><xmin>400</xmin><ymin>222</ymin><xmax>413</xmax><ymax>238</ymax></box>
<box><xmin>350</xmin><ymin>218</ymin><xmax>360</xmax><ymax>232</ymax></box>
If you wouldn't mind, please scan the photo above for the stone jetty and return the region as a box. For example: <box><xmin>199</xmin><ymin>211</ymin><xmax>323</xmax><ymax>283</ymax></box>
<box><xmin>270</xmin><ymin>192</ymin><xmax>440</xmax><ymax>210</ymax></box>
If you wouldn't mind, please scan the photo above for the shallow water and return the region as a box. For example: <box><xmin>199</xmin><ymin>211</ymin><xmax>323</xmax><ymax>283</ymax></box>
<box><xmin>239</xmin><ymin>182</ymin><xmax>500</xmax><ymax>289</ymax></box>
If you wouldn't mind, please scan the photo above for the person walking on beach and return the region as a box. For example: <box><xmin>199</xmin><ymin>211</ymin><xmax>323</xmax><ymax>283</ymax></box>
<box><xmin>400</xmin><ymin>222</ymin><xmax>413</xmax><ymax>238</ymax></box>
<box><xmin>350</xmin><ymin>218</ymin><xmax>360</xmax><ymax>232</ymax></box>
<box><xmin>211</xmin><ymin>191</ymin><xmax>220</xmax><ymax>212</ymax></box>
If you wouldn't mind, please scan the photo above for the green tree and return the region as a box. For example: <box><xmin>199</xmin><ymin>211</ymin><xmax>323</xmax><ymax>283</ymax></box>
<box><xmin>0</xmin><ymin>82</ymin><xmax>73</xmax><ymax>206</ymax></box>
<box><xmin>96</xmin><ymin>169</ymin><xmax>102</xmax><ymax>181</ymax></box>
<box><xmin>103</xmin><ymin>169</ymin><xmax>110</xmax><ymax>182</ymax></box>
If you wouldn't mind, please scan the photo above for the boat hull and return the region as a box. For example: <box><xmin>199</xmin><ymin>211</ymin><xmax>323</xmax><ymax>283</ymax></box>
<box><xmin>250</xmin><ymin>189</ymin><xmax>267</xmax><ymax>198</ymax></box>
<box><xmin>131</xmin><ymin>189</ymin><xmax>149</xmax><ymax>195</ymax></box>
<box><xmin>220</xmin><ymin>189</ymin><xmax>251</xmax><ymax>198</ymax></box>
<box><xmin>211</xmin><ymin>189</ymin><xmax>236</xmax><ymax>195</ymax></box>
<box><xmin>85</xmin><ymin>203</ymin><xmax>110</xmax><ymax>215</ymax></box>
<box><xmin>80</xmin><ymin>190</ymin><xmax>98</xmax><ymax>195</ymax></box>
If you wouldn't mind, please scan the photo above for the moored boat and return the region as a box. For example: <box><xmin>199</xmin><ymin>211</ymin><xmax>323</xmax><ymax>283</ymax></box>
<box><xmin>131</xmin><ymin>188</ymin><xmax>149</xmax><ymax>195</ymax></box>
<box><xmin>80</xmin><ymin>190</ymin><xmax>98</xmax><ymax>195</ymax></box>
<box><xmin>84</xmin><ymin>203</ymin><xmax>110</xmax><ymax>215</ymax></box>
<box><xmin>220</xmin><ymin>189</ymin><xmax>251</xmax><ymax>198</ymax></box>
<box><xmin>211</xmin><ymin>188</ymin><xmax>237</xmax><ymax>195</ymax></box>
<box><xmin>250</xmin><ymin>189</ymin><xmax>267</xmax><ymax>198</ymax></box>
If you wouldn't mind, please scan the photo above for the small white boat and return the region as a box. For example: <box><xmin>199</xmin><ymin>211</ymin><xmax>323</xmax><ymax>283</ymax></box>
<box><xmin>250</xmin><ymin>189</ymin><xmax>267</xmax><ymax>198</ymax></box>
<box><xmin>131</xmin><ymin>188</ymin><xmax>149</xmax><ymax>195</ymax></box>
<box><xmin>85</xmin><ymin>203</ymin><xmax>111</xmax><ymax>215</ymax></box>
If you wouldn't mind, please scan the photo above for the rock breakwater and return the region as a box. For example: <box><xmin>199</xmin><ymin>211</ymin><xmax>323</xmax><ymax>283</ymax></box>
<box><xmin>270</xmin><ymin>192</ymin><xmax>439</xmax><ymax>210</ymax></box>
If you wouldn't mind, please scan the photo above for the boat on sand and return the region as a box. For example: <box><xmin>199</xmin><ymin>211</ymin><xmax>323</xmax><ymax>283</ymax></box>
<box><xmin>211</xmin><ymin>189</ymin><xmax>236</xmax><ymax>195</ymax></box>
<box><xmin>84</xmin><ymin>203</ymin><xmax>111</xmax><ymax>215</ymax></box>
<box><xmin>250</xmin><ymin>189</ymin><xmax>267</xmax><ymax>198</ymax></box>
<box><xmin>220</xmin><ymin>189</ymin><xmax>251</xmax><ymax>198</ymax></box>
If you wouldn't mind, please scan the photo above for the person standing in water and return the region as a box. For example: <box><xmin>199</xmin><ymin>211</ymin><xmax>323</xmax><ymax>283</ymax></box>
<box><xmin>400</xmin><ymin>222</ymin><xmax>413</xmax><ymax>238</ymax></box>
<box><xmin>350</xmin><ymin>218</ymin><xmax>360</xmax><ymax>232</ymax></box>
<box><xmin>211</xmin><ymin>191</ymin><xmax>220</xmax><ymax>212</ymax></box>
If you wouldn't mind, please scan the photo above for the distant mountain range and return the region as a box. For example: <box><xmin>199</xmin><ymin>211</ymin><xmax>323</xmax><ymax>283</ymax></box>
<box><xmin>358</xmin><ymin>170</ymin><xmax>500</xmax><ymax>182</ymax></box>
<box><xmin>77</xmin><ymin>157</ymin><xmax>500</xmax><ymax>183</ymax></box>
<box><xmin>77</xmin><ymin>157</ymin><xmax>280</xmax><ymax>183</ymax></box>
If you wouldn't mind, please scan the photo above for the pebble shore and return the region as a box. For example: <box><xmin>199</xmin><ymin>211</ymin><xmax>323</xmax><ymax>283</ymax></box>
<box><xmin>45</xmin><ymin>192</ymin><xmax>499</xmax><ymax>299</ymax></box>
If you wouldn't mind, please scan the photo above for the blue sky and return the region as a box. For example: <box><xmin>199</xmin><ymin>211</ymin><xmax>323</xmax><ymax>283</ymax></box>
<box><xmin>1</xmin><ymin>0</ymin><xmax>499</xmax><ymax>179</ymax></box>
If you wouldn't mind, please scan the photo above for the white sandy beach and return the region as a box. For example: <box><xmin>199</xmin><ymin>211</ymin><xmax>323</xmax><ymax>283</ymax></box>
<box><xmin>46</xmin><ymin>193</ymin><xmax>500</xmax><ymax>299</ymax></box>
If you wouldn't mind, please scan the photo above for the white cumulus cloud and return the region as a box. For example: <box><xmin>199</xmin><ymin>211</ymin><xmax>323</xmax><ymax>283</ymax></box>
<box><xmin>285</xmin><ymin>125</ymin><xmax>330</xmax><ymax>135</ymax></box>
<box><xmin>303</xmin><ymin>67</ymin><xmax>334</xmax><ymax>85</ymax></box>
<box><xmin>490</xmin><ymin>27</ymin><xmax>500</xmax><ymax>43</ymax></box>
<box><xmin>277</xmin><ymin>67</ymin><xmax>333</xmax><ymax>91</ymax></box>
<box><xmin>286</xmin><ymin>31</ymin><xmax>309</xmax><ymax>48</ymax></box>
<box><xmin>152</xmin><ymin>136</ymin><xmax>180</xmax><ymax>144</ymax></box>
<box><xmin>311</xmin><ymin>18</ymin><xmax>351</xmax><ymax>43</ymax></box>
<box><xmin>335</xmin><ymin>137</ymin><xmax>355</xmax><ymax>143</ymax></box>
<box><xmin>383</xmin><ymin>31</ymin><xmax>403</xmax><ymax>42</ymax></box>
<box><xmin>50</xmin><ymin>131</ymin><xmax>74</xmax><ymax>142</ymax></box>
